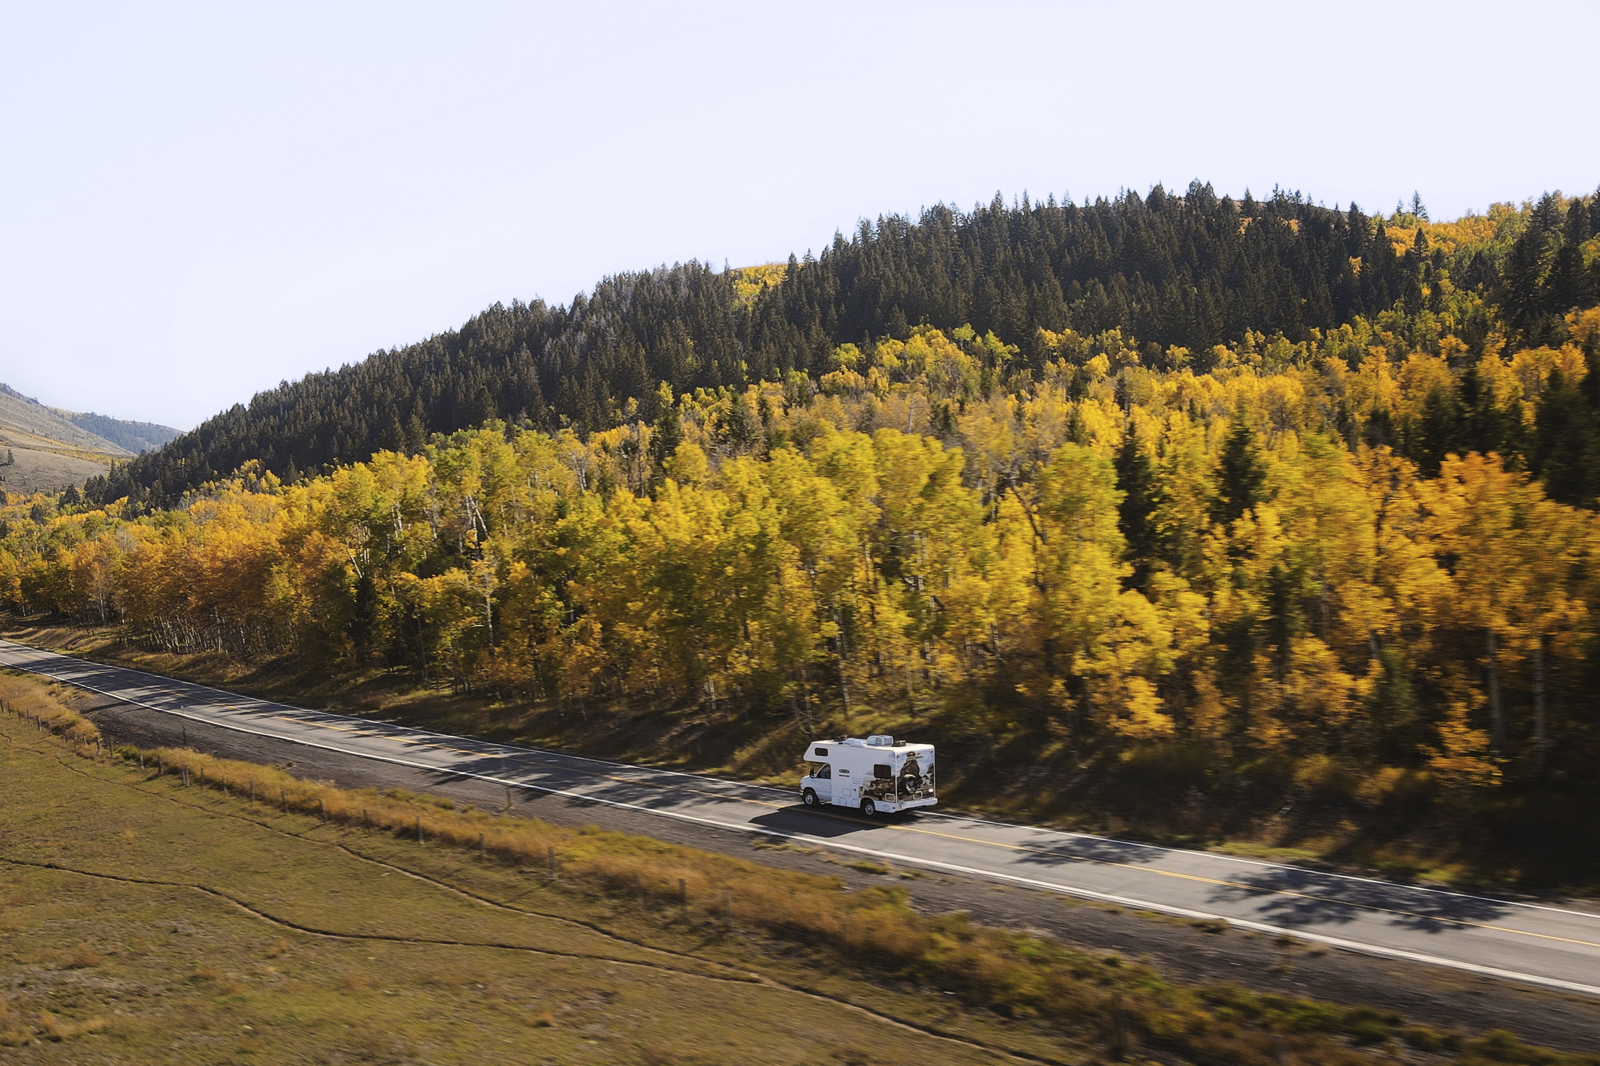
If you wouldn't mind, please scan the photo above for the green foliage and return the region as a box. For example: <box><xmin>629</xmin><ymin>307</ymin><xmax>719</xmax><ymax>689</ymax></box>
<box><xmin>7</xmin><ymin>189</ymin><xmax>1600</xmax><ymax>828</ymax></box>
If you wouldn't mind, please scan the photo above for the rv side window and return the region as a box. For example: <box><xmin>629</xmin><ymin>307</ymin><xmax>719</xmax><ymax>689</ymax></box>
<box><xmin>813</xmin><ymin>747</ymin><xmax>828</xmax><ymax>757</ymax></box>
<box><xmin>873</xmin><ymin>764</ymin><xmax>892</xmax><ymax>779</ymax></box>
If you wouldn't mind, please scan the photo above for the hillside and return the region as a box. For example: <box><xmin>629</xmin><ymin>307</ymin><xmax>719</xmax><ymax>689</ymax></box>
<box><xmin>88</xmin><ymin>185</ymin><xmax>1600</xmax><ymax>509</ymax></box>
<box><xmin>0</xmin><ymin>383</ymin><xmax>131</xmax><ymax>495</ymax></box>
<box><xmin>0</xmin><ymin>384</ymin><xmax>180</xmax><ymax>495</ymax></box>
<box><xmin>7</xmin><ymin>184</ymin><xmax>1600</xmax><ymax>888</ymax></box>
<box><xmin>50</xmin><ymin>408</ymin><xmax>180</xmax><ymax>454</ymax></box>
<box><xmin>0</xmin><ymin>384</ymin><xmax>128</xmax><ymax>456</ymax></box>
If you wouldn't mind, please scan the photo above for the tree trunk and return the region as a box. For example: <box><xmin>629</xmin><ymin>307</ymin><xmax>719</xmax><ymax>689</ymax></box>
<box><xmin>836</xmin><ymin>640</ymin><xmax>851</xmax><ymax>725</ymax></box>
<box><xmin>1486</xmin><ymin>628</ymin><xmax>1504</xmax><ymax>752</ymax></box>
<box><xmin>1533</xmin><ymin>637</ymin><xmax>1547</xmax><ymax>778</ymax></box>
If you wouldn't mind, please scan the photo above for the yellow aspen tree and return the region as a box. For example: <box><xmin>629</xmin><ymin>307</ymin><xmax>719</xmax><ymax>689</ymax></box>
<box><xmin>1428</xmin><ymin>452</ymin><xmax>1531</xmax><ymax>755</ymax></box>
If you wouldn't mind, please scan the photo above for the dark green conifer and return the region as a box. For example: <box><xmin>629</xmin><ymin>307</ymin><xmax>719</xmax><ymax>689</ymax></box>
<box><xmin>1212</xmin><ymin>414</ymin><xmax>1266</xmax><ymax>527</ymax></box>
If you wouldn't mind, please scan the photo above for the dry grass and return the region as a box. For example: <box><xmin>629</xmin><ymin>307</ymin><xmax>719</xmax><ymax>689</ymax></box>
<box><xmin>37</xmin><ymin>1012</ymin><xmax>109</xmax><ymax>1042</ymax></box>
<box><xmin>126</xmin><ymin>739</ymin><xmax>868</xmax><ymax>945</ymax></box>
<box><xmin>0</xmin><ymin>997</ymin><xmax>33</xmax><ymax>1047</ymax></box>
<box><xmin>0</xmin><ymin>996</ymin><xmax>108</xmax><ymax>1047</ymax></box>
<box><xmin>53</xmin><ymin>736</ymin><xmax>1590</xmax><ymax>1063</ymax></box>
<box><xmin>0</xmin><ymin>706</ymin><xmax>1020</xmax><ymax>1065</ymax></box>
<box><xmin>5</xmin><ymin>683</ymin><xmax>1598</xmax><ymax>1065</ymax></box>
<box><xmin>0</xmin><ymin>673</ymin><xmax>100</xmax><ymax>745</ymax></box>
<box><xmin>64</xmin><ymin>945</ymin><xmax>100</xmax><ymax>969</ymax></box>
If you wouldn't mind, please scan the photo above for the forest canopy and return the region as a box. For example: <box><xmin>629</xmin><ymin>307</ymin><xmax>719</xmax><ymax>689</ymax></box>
<box><xmin>7</xmin><ymin>184</ymin><xmax>1600</xmax><ymax>810</ymax></box>
<box><xmin>83</xmin><ymin>184</ymin><xmax>1600</xmax><ymax>510</ymax></box>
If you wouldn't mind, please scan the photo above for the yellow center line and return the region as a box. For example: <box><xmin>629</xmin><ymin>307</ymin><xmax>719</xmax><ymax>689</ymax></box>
<box><xmin>251</xmin><ymin>715</ymin><xmax>1600</xmax><ymax>952</ymax></box>
<box><xmin>498</xmin><ymin>755</ymin><xmax>1600</xmax><ymax>950</ymax></box>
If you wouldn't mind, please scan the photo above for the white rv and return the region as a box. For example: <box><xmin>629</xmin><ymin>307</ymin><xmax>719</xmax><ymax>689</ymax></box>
<box><xmin>799</xmin><ymin>735</ymin><xmax>936</xmax><ymax>817</ymax></box>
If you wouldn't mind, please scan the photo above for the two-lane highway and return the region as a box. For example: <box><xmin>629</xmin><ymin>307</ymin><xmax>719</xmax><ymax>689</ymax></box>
<box><xmin>5</xmin><ymin>636</ymin><xmax>1600</xmax><ymax>998</ymax></box>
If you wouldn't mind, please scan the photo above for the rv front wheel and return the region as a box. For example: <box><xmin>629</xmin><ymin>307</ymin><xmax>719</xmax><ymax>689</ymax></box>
<box><xmin>802</xmin><ymin>789</ymin><xmax>819</xmax><ymax>808</ymax></box>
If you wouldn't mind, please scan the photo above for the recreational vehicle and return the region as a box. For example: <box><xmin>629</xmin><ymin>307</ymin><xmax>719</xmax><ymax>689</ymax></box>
<box><xmin>799</xmin><ymin>735</ymin><xmax>936</xmax><ymax>817</ymax></box>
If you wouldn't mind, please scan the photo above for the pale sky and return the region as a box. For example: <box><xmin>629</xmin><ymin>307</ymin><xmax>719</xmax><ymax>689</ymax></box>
<box><xmin>2</xmin><ymin>0</ymin><xmax>1596</xmax><ymax>430</ymax></box>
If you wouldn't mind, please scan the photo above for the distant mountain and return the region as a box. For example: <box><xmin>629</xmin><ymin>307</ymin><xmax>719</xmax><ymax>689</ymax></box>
<box><xmin>50</xmin><ymin>408</ymin><xmax>181</xmax><ymax>454</ymax></box>
<box><xmin>0</xmin><ymin>383</ymin><xmax>180</xmax><ymax>495</ymax></box>
<box><xmin>0</xmin><ymin>382</ymin><xmax>133</xmax><ymax>494</ymax></box>
<box><xmin>0</xmin><ymin>383</ymin><xmax>129</xmax><ymax>456</ymax></box>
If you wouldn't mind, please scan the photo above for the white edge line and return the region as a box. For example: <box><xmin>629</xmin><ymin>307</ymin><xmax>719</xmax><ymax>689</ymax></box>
<box><xmin>6</xmin><ymin>637</ymin><xmax>1593</xmax><ymax>918</ymax></box>
<box><xmin>9</xmin><ymin>642</ymin><xmax>1600</xmax><ymax>988</ymax></box>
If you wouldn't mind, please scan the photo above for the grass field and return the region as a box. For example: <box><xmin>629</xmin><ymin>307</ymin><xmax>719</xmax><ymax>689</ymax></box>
<box><xmin>0</xmin><ymin>694</ymin><xmax>1028</xmax><ymax>1064</ymax></box>
<box><xmin>2</xmin><ymin>672</ymin><xmax>1597</xmax><ymax>1065</ymax></box>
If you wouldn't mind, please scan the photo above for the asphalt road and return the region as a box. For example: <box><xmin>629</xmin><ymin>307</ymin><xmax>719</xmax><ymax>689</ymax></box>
<box><xmin>6</xmin><ymin>637</ymin><xmax>1600</xmax><ymax>1000</ymax></box>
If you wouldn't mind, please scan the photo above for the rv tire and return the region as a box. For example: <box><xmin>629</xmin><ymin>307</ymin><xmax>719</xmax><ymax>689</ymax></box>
<box><xmin>860</xmin><ymin>798</ymin><xmax>877</xmax><ymax>818</ymax></box>
<box><xmin>802</xmin><ymin>789</ymin><xmax>819</xmax><ymax>808</ymax></box>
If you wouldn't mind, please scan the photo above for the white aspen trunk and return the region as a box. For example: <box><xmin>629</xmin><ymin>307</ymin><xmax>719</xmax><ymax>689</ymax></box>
<box><xmin>1487</xmin><ymin>628</ymin><xmax>1504</xmax><ymax>752</ymax></box>
<box><xmin>1533</xmin><ymin>637</ymin><xmax>1547</xmax><ymax>778</ymax></box>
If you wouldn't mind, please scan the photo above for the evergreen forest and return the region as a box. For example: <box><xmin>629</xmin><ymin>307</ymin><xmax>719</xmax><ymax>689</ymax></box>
<box><xmin>8</xmin><ymin>183</ymin><xmax>1600</xmax><ymax>873</ymax></box>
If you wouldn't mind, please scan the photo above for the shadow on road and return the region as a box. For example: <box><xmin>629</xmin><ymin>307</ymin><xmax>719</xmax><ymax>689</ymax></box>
<box><xmin>1012</xmin><ymin>835</ymin><xmax>1167</xmax><ymax>869</ymax></box>
<box><xmin>749</xmin><ymin>808</ymin><xmax>896</xmax><ymax>838</ymax></box>
<box><xmin>1208</xmin><ymin>867</ymin><xmax>1512</xmax><ymax>933</ymax></box>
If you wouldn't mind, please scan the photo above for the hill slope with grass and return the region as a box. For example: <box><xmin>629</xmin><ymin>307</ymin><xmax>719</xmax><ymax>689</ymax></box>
<box><xmin>0</xmin><ymin>383</ymin><xmax>130</xmax><ymax>495</ymax></box>
<box><xmin>0</xmin><ymin>384</ymin><xmax>129</xmax><ymax>457</ymax></box>
<box><xmin>0</xmin><ymin>384</ymin><xmax>179</xmax><ymax>495</ymax></box>
<box><xmin>4</xmin><ymin>673</ymin><xmax>1597</xmax><ymax>1065</ymax></box>
<box><xmin>48</xmin><ymin>407</ymin><xmax>180</xmax><ymax>455</ymax></box>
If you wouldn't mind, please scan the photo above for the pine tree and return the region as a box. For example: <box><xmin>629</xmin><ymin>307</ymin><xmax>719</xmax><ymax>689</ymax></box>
<box><xmin>1113</xmin><ymin>433</ymin><xmax>1157</xmax><ymax>589</ymax></box>
<box><xmin>1212</xmin><ymin>415</ymin><xmax>1267</xmax><ymax>526</ymax></box>
<box><xmin>1532</xmin><ymin>371</ymin><xmax>1597</xmax><ymax>508</ymax></box>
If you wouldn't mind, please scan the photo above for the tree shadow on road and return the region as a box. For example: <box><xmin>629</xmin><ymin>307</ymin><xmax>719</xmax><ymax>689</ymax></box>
<box><xmin>1208</xmin><ymin>866</ymin><xmax>1512</xmax><ymax>933</ymax></box>
<box><xmin>1011</xmin><ymin>834</ymin><xmax>1168</xmax><ymax>869</ymax></box>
